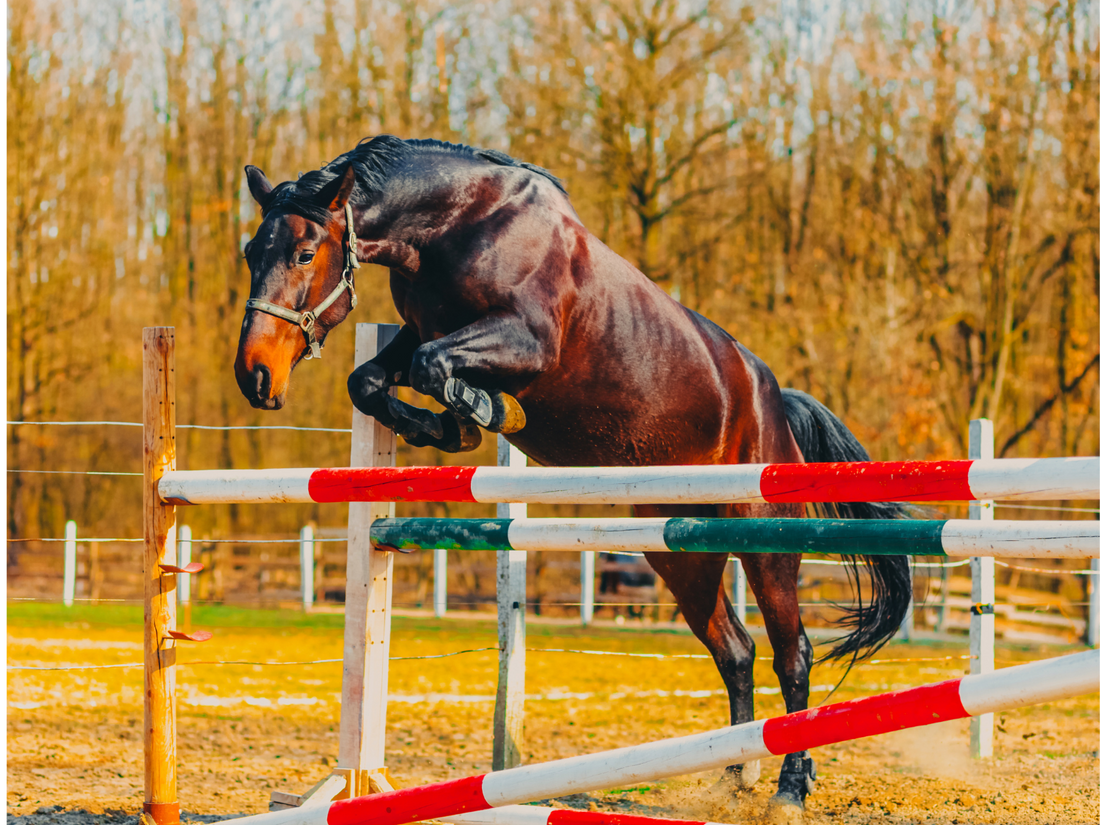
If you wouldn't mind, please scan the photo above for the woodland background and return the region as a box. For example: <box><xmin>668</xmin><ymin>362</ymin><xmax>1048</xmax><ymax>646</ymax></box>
<box><xmin>7</xmin><ymin>0</ymin><xmax>1099</xmax><ymax>548</ymax></box>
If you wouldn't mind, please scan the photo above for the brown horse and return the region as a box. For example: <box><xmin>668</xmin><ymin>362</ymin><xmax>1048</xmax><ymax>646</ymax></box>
<box><xmin>235</xmin><ymin>136</ymin><xmax>910</xmax><ymax>813</ymax></box>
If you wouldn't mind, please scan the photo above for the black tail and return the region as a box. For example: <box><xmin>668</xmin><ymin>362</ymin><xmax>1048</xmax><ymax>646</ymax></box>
<box><xmin>781</xmin><ymin>388</ymin><xmax>913</xmax><ymax>664</ymax></box>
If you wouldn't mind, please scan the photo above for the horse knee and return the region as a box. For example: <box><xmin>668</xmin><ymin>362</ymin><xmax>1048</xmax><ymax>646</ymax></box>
<box><xmin>771</xmin><ymin>631</ymin><xmax>812</xmax><ymax>680</ymax></box>
<box><xmin>347</xmin><ymin>362</ymin><xmax>388</xmax><ymax>411</ymax></box>
<box><xmin>725</xmin><ymin>633</ymin><xmax>755</xmax><ymax>671</ymax></box>
<box><xmin>409</xmin><ymin>343</ymin><xmax>452</xmax><ymax>400</ymax></box>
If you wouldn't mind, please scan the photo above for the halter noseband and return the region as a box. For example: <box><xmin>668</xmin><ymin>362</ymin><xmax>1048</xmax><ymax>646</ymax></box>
<box><xmin>245</xmin><ymin>202</ymin><xmax>360</xmax><ymax>360</ymax></box>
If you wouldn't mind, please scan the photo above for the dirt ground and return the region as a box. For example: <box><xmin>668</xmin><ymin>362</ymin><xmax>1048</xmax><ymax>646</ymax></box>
<box><xmin>7</xmin><ymin>603</ymin><xmax>1099</xmax><ymax>824</ymax></box>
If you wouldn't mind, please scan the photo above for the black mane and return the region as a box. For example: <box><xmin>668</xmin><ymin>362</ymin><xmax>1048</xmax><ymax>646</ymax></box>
<box><xmin>262</xmin><ymin>136</ymin><xmax>567</xmax><ymax>224</ymax></box>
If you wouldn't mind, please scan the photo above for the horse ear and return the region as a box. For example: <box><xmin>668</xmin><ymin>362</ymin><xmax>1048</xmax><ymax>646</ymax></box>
<box><xmin>316</xmin><ymin>164</ymin><xmax>357</xmax><ymax>212</ymax></box>
<box><xmin>245</xmin><ymin>165</ymin><xmax>273</xmax><ymax>209</ymax></box>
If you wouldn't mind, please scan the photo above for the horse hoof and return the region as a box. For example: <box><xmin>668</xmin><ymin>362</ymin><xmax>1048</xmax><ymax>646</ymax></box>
<box><xmin>386</xmin><ymin>395</ymin><xmax>445</xmax><ymax>440</ymax></box>
<box><xmin>441</xmin><ymin>413</ymin><xmax>483</xmax><ymax>453</ymax></box>
<box><xmin>803</xmin><ymin>756</ymin><xmax>817</xmax><ymax>796</ymax></box>
<box><xmin>720</xmin><ymin>760</ymin><xmax>761</xmax><ymax>791</ymax></box>
<box><xmin>490</xmin><ymin>391</ymin><xmax>526</xmax><ymax>434</ymax></box>
<box><xmin>765</xmin><ymin>795</ymin><xmax>804</xmax><ymax>825</ymax></box>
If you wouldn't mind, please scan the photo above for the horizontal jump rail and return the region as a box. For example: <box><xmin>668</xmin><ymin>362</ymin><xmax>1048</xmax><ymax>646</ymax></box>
<box><xmin>370</xmin><ymin>517</ymin><xmax>1100</xmax><ymax>560</ymax></box>
<box><xmin>220</xmin><ymin>650</ymin><xmax>1097</xmax><ymax>825</ymax></box>
<box><xmin>443</xmin><ymin>805</ymin><xmax>730</xmax><ymax>825</ymax></box>
<box><xmin>158</xmin><ymin>457</ymin><xmax>1099</xmax><ymax>505</ymax></box>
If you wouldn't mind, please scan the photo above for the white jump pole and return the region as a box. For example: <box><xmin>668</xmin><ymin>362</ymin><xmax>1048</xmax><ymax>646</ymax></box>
<box><xmin>300</xmin><ymin>525</ymin><xmax>315</xmax><ymax>613</ymax></box>
<box><xmin>494</xmin><ymin>435</ymin><xmax>527</xmax><ymax>771</ymax></box>
<box><xmin>579</xmin><ymin>550</ymin><xmax>595</xmax><ymax>625</ymax></box>
<box><xmin>217</xmin><ymin>650</ymin><xmax>1098</xmax><ymax>825</ymax></box>
<box><xmin>969</xmin><ymin>418</ymin><xmax>995</xmax><ymax>759</ymax></box>
<box><xmin>178</xmin><ymin>525</ymin><xmax>192</xmax><ymax>607</ymax></box>
<box><xmin>62</xmin><ymin>519</ymin><xmax>77</xmax><ymax>606</ymax></box>
<box><xmin>1090</xmin><ymin>557</ymin><xmax>1100</xmax><ymax>648</ymax></box>
<box><xmin>731</xmin><ymin>557</ymin><xmax>747</xmax><ymax>625</ymax></box>
<box><xmin>434</xmin><ymin>547</ymin><xmax>448</xmax><ymax>618</ymax></box>
<box><xmin>899</xmin><ymin>556</ymin><xmax>914</xmax><ymax>642</ymax></box>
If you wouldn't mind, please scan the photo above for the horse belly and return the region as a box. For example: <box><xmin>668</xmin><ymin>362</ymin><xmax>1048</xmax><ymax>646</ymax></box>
<box><xmin>507</xmin><ymin>355</ymin><xmax>731</xmax><ymax>468</ymax></box>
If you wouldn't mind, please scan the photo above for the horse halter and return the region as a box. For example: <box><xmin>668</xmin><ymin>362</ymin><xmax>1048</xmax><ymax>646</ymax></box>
<box><xmin>245</xmin><ymin>202</ymin><xmax>360</xmax><ymax>360</ymax></box>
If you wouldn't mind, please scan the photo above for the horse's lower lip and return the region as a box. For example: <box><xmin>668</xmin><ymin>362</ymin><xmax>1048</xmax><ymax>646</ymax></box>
<box><xmin>249</xmin><ymin>394</ymin><xmax>283</xmax><ymax>410</ymax></box>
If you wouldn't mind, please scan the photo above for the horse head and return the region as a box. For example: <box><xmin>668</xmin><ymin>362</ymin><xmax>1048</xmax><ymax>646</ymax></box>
<box><xmin>235</xmin><ymin>163</ymin><xmax>359</xmax><ymax>409</ymax></box>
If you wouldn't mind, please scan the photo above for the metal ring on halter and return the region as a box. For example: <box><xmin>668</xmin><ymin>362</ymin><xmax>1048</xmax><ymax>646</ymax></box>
<box><xmin>245</xmin><ymin>202</ymin><xmax>360</xmax><ymax>360</ymax></box>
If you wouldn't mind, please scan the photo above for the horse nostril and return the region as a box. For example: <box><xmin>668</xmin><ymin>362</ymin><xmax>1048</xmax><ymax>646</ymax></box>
<box><xmin>253</xmin><ymin>364</ymin><xmax>272</xmax><ymax>399</ymax></box>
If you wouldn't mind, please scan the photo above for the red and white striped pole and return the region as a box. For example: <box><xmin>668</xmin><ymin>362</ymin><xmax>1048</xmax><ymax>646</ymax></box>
<box><xmin>444</xmin><ymin>806</ymin><xmax>729</xmax><ymax>825</ymax></box>
<box><xmin>271</xmin><ymin>799</ymin><xmax>732</xmax><ymax>825</ymax></box>
<box><xmin>221</xmin><ymin>650</ymin><xmax>1096</xmax><ymax>825</ymax></box>
<box><xmin>158</xmin><ymin>456</ymin><xmax>1100</xmax><ymax>506</ymax></box>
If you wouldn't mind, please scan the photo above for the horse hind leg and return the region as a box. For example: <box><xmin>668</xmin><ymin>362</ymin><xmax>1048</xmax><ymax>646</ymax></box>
<box><xmin>709</xmin><ymin>590</ymin><xmax>762</xmax><ymax>792</ymax></box>
<box><xmin>639</xmin><ymin>513</ymin><xmax>760</xmax><ymax>793</ymax></box>
<box><xmin>739</xmin><ymin>551</ymin><xmax>817</xmax><ymax>818</ymax></box>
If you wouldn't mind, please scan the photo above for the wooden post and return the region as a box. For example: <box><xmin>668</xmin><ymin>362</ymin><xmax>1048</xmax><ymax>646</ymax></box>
<box><xmin>63</xmin><ymin>520</ymin><xmax>77</xmax><ymax>606</ymax></box>
<box><xmin>969</xmin><ymin>418</ymin><xmax>995</xmax><ymax>759</ymax></box>
<box><xmin>580</xmin><ymin>550</ymin><xmax>595</xmax><ymax>625</ymax></box>
<box><xmin>433</xmin><ymin>547</ymin><xmax>448</xmax><ymax>618</ymax></box>
<box><xmin>143</xmin><ymin>327</ymin><xmax>179</xmax><ymax>825</ymax></box>
<box><xmin>493</xmin><ymin>436</ymin><xmax>527</xmax><ymax>771</ymax></box>
<box><xmin>336</xmin><ymin>323</ymin><xmax>399</xmax><ymax>798</ymax></box>
<box><xmin>301</xmin><ymin>525</ymin><xmax>316</xmax><ymax>613</ymax></box>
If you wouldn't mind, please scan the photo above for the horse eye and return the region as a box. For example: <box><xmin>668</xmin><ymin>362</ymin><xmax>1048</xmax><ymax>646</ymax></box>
<box><xmin>298</xmin><ymin>252</ymin><xmax>314</xmax><ymax>265</ymax></box>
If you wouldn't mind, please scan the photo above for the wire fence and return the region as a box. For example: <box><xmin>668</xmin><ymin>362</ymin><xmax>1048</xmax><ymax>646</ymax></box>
<box><xmin>8</xmin><ymin>532</ymin><xmax>1093</xmax><ymax>576</ymax></box>
<box><xmin>7</xmin><ymin>420</ymin><xmax>353</xmax><ymax>433</ymax></box>
<box><xmin>8</xmin><ymin>644</ymin><xmax>988</xmax><ymax>673</ymax></box>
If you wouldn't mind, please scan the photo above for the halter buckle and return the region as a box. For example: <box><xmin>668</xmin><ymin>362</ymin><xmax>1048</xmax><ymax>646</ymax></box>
<box><xmin>299</xmin><ymin>312</ymin><xmax>322</xmax><ymax>360</ymax></box>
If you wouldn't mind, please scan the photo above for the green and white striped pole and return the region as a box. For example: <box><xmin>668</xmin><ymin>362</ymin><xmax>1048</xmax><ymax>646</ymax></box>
<box><xmin>371</xmin><ymin>517</ymin><xmax>1100</xmax><ymax>560</ymax></box>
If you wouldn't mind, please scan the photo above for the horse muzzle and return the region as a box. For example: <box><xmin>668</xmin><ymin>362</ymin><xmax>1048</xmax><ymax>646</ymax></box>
<box><xmin>236</xmin><ymin>361</ymin><xmax>287</xmax><ymax>410</ymax></box>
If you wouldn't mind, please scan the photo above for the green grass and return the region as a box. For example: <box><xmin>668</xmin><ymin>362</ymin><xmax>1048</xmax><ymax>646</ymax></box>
<box><xmin>8</xmin><ymin>601</ymin><xmax>1084</xmax><ymax>659</ymax></box>
<box><xmin>5</xmin><ymin>601</ymin><xmax>698</xmax><ymax>645</ymax></box>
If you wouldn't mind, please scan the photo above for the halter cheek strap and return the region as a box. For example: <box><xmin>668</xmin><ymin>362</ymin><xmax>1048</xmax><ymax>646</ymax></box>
<box><xmin>245</xmin><ymin>202</ymin><xmax>360</xmax><ymax>360</ymax></box>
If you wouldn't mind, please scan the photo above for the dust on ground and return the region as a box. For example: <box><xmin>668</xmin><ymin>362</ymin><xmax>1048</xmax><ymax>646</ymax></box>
<box><xmin>8</xmin><ymin>603</ymin><xmax>1099</xmax><ymax>824</ymax></box>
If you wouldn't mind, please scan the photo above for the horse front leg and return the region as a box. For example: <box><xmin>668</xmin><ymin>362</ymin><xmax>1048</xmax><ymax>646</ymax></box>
<box><xmin>347</xmin><ymin>324</ymin><xmax>483</xmax><ymax>452</ymax></box>
<box><xmin>406</xmin><ymin>312</ymin><xmax>555</xmax><ymax>438</ymax></box>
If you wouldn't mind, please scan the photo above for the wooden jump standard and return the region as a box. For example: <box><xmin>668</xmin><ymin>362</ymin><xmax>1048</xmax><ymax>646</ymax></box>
<box><xmin>142</xmin><ymin>325</ymin><xmax>405</xmax><ymax>825</ymax></box>
<box><xmin>218</xmin><ymin>650</ymin><xmax>1098</xmax><ymax>825</ymax></box>
<box><xmin>368</xmin><ymin>517</ymin><xmax>1100</xmax><ymax>559</ymax></box>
